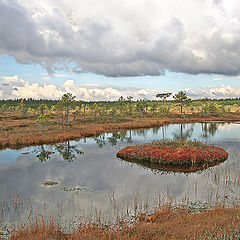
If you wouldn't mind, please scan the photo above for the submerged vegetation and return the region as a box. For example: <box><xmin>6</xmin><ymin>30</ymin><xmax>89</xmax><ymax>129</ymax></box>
<box><xmin>41</xmin><ymin>181</ymin><xmax>58</xmax><ymax>186</ymax></box>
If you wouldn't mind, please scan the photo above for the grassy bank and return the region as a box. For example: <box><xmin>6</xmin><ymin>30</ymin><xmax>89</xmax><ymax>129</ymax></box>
<box><xmin>1</xmin><ymin>114</ymin><xmax>240</xmax><ymax>150</ymax></box>
<box><xmin>8</xmin><ymin>205</ymin><xmax>240</xmax><ymax>240</ymax></box>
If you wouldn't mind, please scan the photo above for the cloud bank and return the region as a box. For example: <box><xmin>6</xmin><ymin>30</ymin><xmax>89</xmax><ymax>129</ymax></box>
<box><xmin>1</xmin><ymin>75</ymin><xmax>240</xmax><ymax>101</ymax></box>
<box><xmin>1</xmin><ymin>0</ymin><xmax>240</xmax><ymax>77</ymax></box>
<box><xmin>0</xmin><ymin>75</ymin><xmax>159</xmax><ymax>100</ymax></box>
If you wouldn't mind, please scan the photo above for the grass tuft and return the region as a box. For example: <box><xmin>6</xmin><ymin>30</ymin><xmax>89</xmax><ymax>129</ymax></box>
<box><xmin>41</xmin><ymin>181</ymin><xmax>58</xmax><ymax>186</ymax></box>
<box><xmin>9</xmin><ymin>206</ymin><xmax>240</xmax><ymax>240</ymax></box>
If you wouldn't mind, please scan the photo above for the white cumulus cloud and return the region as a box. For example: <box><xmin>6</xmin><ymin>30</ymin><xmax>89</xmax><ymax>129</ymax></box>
<box><xmin>12</xmin><ymin>82</ymin><xmax>64</xmax><ymax>99</ymax></box>
<box><xmin>185</xmin><ymin>85</ymin><xmax>240</xmax><ymax>99</ymax></box>
<box><xmin>0</xmin><ymin>75</ymin><xmax>159</xmax><ymax>100</ymax></box>
<box><xmin>1</xmin><ymin>75</ymin><xmax>240</xmax><ymax>100</ymax></box>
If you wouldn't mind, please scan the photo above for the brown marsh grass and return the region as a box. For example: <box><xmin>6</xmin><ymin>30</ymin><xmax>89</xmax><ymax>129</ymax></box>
<box><xmin>8</xmin><ymin>205</ymin><xmax>240</xmax><ymax>240</ymax></box>
<box><xmin>1</xmin><ymin>113</ymin><xmax>240</xmax><ymax>150</ymax></box>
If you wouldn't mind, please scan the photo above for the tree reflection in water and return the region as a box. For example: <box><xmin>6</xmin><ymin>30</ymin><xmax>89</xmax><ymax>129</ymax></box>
<box><xmin>172</xmin><ymin>123</ymin><xmax>194</xmax><ymax>140</ymax></box>
<box><xmin>126</xmin><ymin>129</ymin><xmax>133</xmax><ymax>144</ymax></box>
<box><xmin>94</xmin><ymin>135</ymin><xmax>106</xmax><ymax>148</ymax></box>
<box><xmin>35</xmin><ymin>145</ymin><xmax>53</xmax><ymax>162</ymax></box>
<box><xmin>94</xmin><ymin>123</ymin><xmax>223</xmax><ymax>149</ymax></box>
<box><xmin>201</xmin><ymin>123</ymin><xmax>219</xmax><ymax>139</ymax></box>
<box><xmin>35</xmin><ymin>122</ymin><xmax>223</xmax><ymax>162</ymax></box>
<box><xmin>116</xmin><ymin>122</ymin><xmax>226</xmax><ymax>174</ymax></box>
<box><xmin>54</xmin><ymin>141</ymin><xmax>84</xmax><ymax>162</ymax></box>
<box><xmin>94</xmin><ymin>130</ymin><xmax>133</xmax><ymax>148</ymax></box>
<box><xmin>135</xmin><ymin>129</ymin><xmax>147</xmax><ymax>137</ymax></box>
<box><xmin>108</xmin><ymin>132</ymin><xmax>128</xmax><ymax>146</ymax></box>
<box><xmin>35</xmin><ymin>142</ymin><xmax>84</xmax><ymax>162</ymax></box>
<box><xmin>119</xmin><ymin>156</ymin><xmax>226</xmax><ymax>174</ymax></box>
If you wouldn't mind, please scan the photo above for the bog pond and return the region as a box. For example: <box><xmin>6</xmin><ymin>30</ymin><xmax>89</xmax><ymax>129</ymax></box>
<box><xmin>0</xmin><ymin>122</ymin><xmax>240</xmax><ymax>227</ymax></box>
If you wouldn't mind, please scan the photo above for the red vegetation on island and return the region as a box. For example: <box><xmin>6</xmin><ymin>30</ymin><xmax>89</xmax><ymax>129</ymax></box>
<box><xmin>116</xmin><ymin>140</ymin><xmax>228</xmax><ymax>166</ymax></box>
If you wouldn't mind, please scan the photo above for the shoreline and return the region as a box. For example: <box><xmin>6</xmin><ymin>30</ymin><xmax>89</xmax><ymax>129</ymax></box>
<box><xmin>1</xmin><ymin>115</ymin><xmax>240</xmax><ymax>150</ymax></box>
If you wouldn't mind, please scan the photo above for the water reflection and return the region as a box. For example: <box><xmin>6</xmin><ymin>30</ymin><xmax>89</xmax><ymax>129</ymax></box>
<box><xmin>94</xmin><ymin>135</ymin><xmax>106</xmax><ymax>148</ymax></box>
<box><xmin>32</xmin><ymin>122</ymin><xmax>225</xmax><ymax>167</ymax></box>
<box><xmin>119</xmin><ymin>155</ymin><xmax>227</xmax><ymax>174</ymax></box>
<box><xmin>107</xmin><ymin>132</ymin><xmax>126</xmax><ymax>146</ymax></box>
<box><xmin>114</xmin><ymin>122</ymin><xmax>227</xmax><ymax>173</ymax></box>
<box><xmin>93</xmin><ymin>122</ymin><xmax>221</xmax><ymax>147</ymax></box>
<box><xmin>54</xmin><ymin>142</ymin><xmax>84</xmax><ymax>162</ymax></box>
<box><xmin>201</xmin><ymin>122</ymin><xmax>219</xmax><ymax>139</ymax></box>
<box><xmin>94</xmin><ymin>130</ymin><xmax>133</xmax><ymax>148</ymax></box>
<box><xmin>34</xmin><ymin>142</ymin><xmax>84</xmax><ymax>162</ymax></box>
<box><xmin>172</xmin><ymin>123</ymin><xmax>194</xmax><ymax>139</ymax></box>
<box><xmin>34</xmin><ymin>145</ymin><xmax>53</xmax><ymax>162</ymax></box>
<box><xmin>0</xmin><ymin>122</ymin><xmax>239</xmax><ymax>227</ymax></box>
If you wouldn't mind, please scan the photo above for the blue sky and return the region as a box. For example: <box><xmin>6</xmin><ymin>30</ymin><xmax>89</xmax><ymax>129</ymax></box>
<box><xmin>1</xmin><ymin>55</ymin><xmax>238</xmax><ymax>90</ymax></box>
<box><xmin>0</xmin><ymin>0</ymin><xmax>240</xmax><ymax>100</ymax></box>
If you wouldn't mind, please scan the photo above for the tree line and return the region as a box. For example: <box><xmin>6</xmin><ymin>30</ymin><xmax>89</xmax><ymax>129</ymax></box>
<box><xmin>0</xmin><ymin>92</ymin><xmax>240</xmax><ymax>125</ymax></box>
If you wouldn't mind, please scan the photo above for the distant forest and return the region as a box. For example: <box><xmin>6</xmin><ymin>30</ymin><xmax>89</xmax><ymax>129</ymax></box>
<box><xmin>0</xmin><ymin>97</ymin><xmax>240</xmax><ymax>109</ymax></box>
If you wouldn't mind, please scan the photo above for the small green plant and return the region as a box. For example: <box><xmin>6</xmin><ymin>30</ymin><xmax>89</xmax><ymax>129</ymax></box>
<box><xmin>41</xmin><ymin>181</ymin><xmax>58</xmax><ymax>186</ymax></box>
<box><xmin>36</xmin><ymin>115</ymin><xmax>50</xmax><ymax>124</ymax></box>
<box><xmin>207</xmin><ymin>102</ymin><xmax>220</xmax><ymax>115</ymax></box>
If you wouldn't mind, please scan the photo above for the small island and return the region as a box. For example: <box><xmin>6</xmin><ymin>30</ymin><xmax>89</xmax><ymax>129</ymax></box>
<box><xmin>116</xmin><ymin>139</ymin><xmax>228</xmax><ymax>171</ymax></box>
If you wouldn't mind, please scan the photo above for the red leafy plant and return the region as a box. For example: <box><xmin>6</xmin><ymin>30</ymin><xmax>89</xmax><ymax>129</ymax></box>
<box><xmin>116</xmin><ymin>139</ymin><xmax>228</xmax><ymax>166</ymax></box>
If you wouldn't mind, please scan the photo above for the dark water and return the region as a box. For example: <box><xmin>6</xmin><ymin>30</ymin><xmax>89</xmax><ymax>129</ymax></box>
<box><xmin>0</xmin><ymin>122</ymin><xmax>240</xmax><ymax>225</ymax></box>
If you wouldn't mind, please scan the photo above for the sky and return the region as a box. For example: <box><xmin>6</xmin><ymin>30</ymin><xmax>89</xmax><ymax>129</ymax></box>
<box><xmin>0</xmin><ymin>0</ymin><xmax>240</xmax><ymax>101</ymax></box>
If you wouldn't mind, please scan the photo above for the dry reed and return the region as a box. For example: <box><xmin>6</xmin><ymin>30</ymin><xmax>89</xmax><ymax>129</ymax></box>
<box><xmin>8</xmin><ymin>205</ymin><xmax>240</xmax><ymax>240</ymax></box>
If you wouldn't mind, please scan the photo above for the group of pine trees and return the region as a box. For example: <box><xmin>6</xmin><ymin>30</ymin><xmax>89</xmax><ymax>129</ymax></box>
<box><xmin>0</xmin><ymin>91</ymin><xmax>240</xmax><ymax>125</ymax></box>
